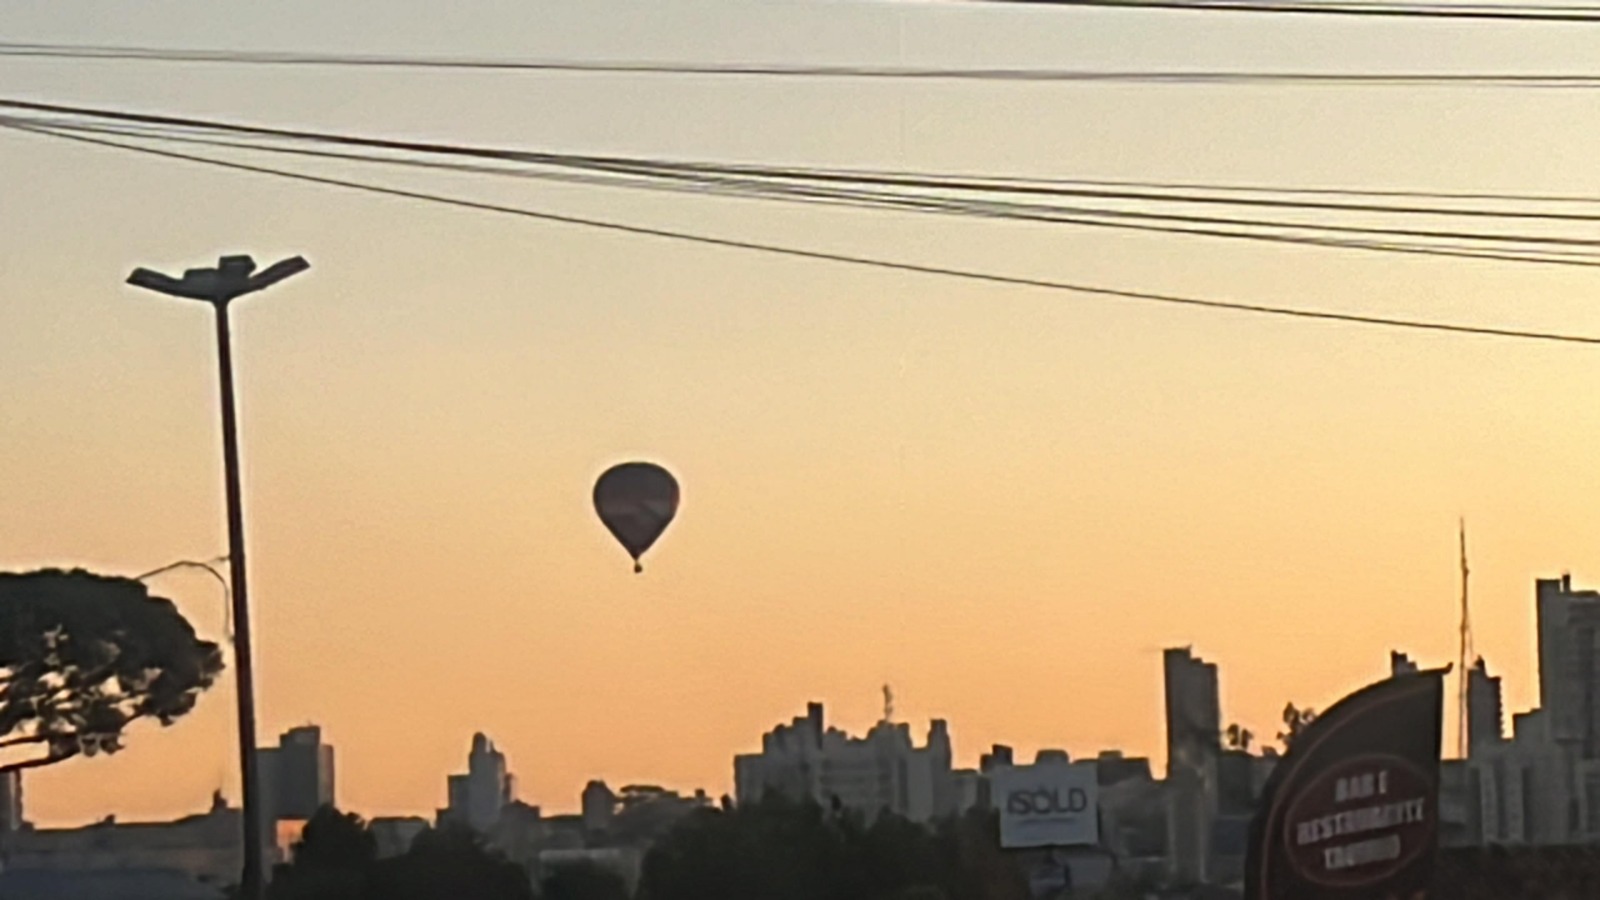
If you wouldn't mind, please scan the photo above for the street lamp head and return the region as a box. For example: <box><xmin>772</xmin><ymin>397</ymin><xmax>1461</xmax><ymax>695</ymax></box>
<box><xmin>218</xmin><ymin>256</ymin><xmax>259</xmax><ymax>278</ymax></box>
<box><xmin>249</xmin><ymin>256</ymin><xmax>310</xmax><ymax>291</ymax></box>
<box><xmin>127</xmin><ymin>267</ymin><xmax>187</xmax><ymax>296</ymax></box>
<box><xmin>126</xmin><ymin>254</ymin><xmax>309</xmax><ymax>304</ymax></box>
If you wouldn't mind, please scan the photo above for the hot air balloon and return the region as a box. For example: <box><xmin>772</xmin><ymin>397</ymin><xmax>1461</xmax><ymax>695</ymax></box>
<box><xmin>593</xmin><ymin>462</ymin><xmax>680</xmax><ymax>573</ymax></box>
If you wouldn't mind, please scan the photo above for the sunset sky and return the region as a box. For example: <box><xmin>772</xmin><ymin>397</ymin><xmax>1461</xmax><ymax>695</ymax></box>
<box><xmin>5</xmin><ymin>0</ymin><xmax>1600</xmax><ymax>828</ymax></box>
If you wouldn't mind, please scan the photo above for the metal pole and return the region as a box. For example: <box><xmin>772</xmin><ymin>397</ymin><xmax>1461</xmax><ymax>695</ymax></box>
<box><xmin>213</xmin><ymin>296</ymin><xmax>266</xmax><ymax>900</ymax></box>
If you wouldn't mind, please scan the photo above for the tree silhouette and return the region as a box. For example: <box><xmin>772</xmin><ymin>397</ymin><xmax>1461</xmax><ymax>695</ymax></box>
<box><xmin>371</xmin><ymin>823</ymin><xmax>534</xmax><ymax>900</ymax></box>
<box><xmin>268</xmin><ymin>812</ymin><xmax>533</xmax><ymax>900</ymax></box>
<box><xmin>267</xmin><ymin>807</ymin><xmax>374</xmax><ymax>900</ymax></box>
<box><xmin>1224</xmin><ymin>723</ymin><xmax>1254</xmax><ymax>752</ymax></box>
<box><xmin>541</xmin><ymin>861</ymin><xmax>630</xmax><ymax>900</ymax></box>
<box><xmin>294</xmin><ymin>807</ymin><xmax>377</xmax><ymax>869</ymax></box>
<box><xmin>1277</xmin><ymin>704</ymin><xmax>1317</xmax><ymax>750</ymax></box>
<box><xmin>0</xmin><ymin>569</ymin><xmax>223</xmax><ymax>774</ymax></box>
<box><xmin>638</xmin><ymin>795</ymin><xmax>1013</xmax><ymax>900</ymax></box>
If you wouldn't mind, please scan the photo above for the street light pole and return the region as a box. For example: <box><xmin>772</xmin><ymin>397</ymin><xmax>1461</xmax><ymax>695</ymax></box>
<box><xmin>127</xmin><ymin>255</ymin><xmax>309</xmax><ymax>900</ymax></box>
<box><xmin>213</xmin><ymin>297</ymin><xmax>267</xmax><ymax>898</ymax></box>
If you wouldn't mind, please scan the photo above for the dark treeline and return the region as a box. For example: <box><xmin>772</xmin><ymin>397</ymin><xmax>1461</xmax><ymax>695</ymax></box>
<box><xmin>638</xmin><ymin>795</ymin><xmax>1027</xmax><ymax>900</ymax></box>
<box><xmin>1431</xmin><ymin>846</ymin><xmax>1600</xmax><ymax>900</ymax></box>
<box><xmin>264</xmin><ymin>796</ymin><xmax>1148</xmax><ymax>900</ymax></box>
<box><xmin>264</xmin><ymin>810</ymin><xmax>535</xmax><ymax>900</ymax></box>
<box><xmin>261</xmin><ymin>798</ymin><xmax>1600</xmax><ymax>900</ymax></box>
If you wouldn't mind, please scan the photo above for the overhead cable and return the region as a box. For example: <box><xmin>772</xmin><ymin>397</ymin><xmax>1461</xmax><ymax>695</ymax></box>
<box><xmin>5</xmin><ymin>104</ymin><xmax>1597</xmax><ymax>269</ymax></box>
<box><xmin>4</xmin><ymin>41</ymin><xmax>1600</xmax><ymax>84</ymax></box>
<box><xmin>5</xmin><ymin>98</ymin><xmax>1597</xmax><ymax>220</ymax></box>
<box><xmin>5</xmin><ymin>117</ymin><xmax>1597</xmax><ymax>346</ymax></box>
<box><xmin>11</xmin><ymin>113</ymin><xmax>1599</xmax><ymax>269</ymax></box>
<box><xmin>976</xmin><ymin>0</ymin><xmax>1600</xmax><ymax>22</ymax></box>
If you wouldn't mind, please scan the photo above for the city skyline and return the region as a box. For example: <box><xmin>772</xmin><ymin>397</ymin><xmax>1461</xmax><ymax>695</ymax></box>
<box><xmin>2</xmin><ymin>560</ymin><xmax>1585</xmax><ymax>827</ymax></box>
<box><xmin>7</xmin><ymin>0</ymin><xmax>1600</xmax><ymax>833</ymax></box>
<box><xmin>2</xmin><ymin>596</ymin><xmax>1557</xmax><ymax>829</ymax></box>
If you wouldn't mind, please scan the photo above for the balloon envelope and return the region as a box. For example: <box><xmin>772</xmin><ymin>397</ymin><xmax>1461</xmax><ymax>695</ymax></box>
<box><xmin>593</xmin><ymin>462</ymin><xmax>680</xmax><ymax>572</ymax></box>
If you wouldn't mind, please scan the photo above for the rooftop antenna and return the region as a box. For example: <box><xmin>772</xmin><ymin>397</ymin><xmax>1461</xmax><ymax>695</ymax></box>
<box><xmin>882</xmin><ymin>684</ymin><xmax>895</xmax><ymax>724</ymax></box>
<box><xmin>1457</xmin><ymin>518</ymin><xmax>1472</xmax><ymax>760</ymax></box>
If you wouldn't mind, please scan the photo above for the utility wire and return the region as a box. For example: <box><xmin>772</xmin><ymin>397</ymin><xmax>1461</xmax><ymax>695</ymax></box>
<box><xmin>6</xmin><ymin>41</ymin><xmax>1600</xmax><ymax>81</ymax></box>
<box><xmin>976</xmin><ymin>0</ymin><xmax>1600</xmax><ymax>22</ymax></box>
<box><xmin>5</xmin><ymin>99</ymin><xmax>1598</xmax><ymax>223</ymax></box>
<box><xmin>6</xmin><ymin>97</ymin><xmax>1600</xmax><ymax>212</ymax></box>
<box><xmin>519</xmin><ymin>157</ymin><xmax>1600</xmax><ymax>206</ymax></box>
<box><xmin>9</xmin><ymin>112</ymin><xmax>1598</xmax><ymax>269</ymax></box>
<box><xmin>13</xmin><ymin>114</ymin><xmax>1599</xmax><ymax>269</ymax></box>
<box><xmin>5</xmin><ymin>117</ymin><xmax>1598</xmax><ymax>346</ymax></box>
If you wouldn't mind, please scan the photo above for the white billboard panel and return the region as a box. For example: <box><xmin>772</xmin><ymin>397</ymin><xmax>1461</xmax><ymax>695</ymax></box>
<box><xmin>994</xmin><ymin>763</ymin><xmax>1100</xmax><ymax>849</ymax></box>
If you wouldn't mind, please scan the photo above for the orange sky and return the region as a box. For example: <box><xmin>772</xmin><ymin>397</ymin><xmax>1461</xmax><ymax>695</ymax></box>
<box><xmin>4</xmin><ymin>0</ymin><xmax>1600</xmax><ymax>826</ymax></box>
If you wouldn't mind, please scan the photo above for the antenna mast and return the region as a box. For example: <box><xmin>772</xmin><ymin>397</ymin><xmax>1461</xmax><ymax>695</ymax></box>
<box><xmin>1457</xmin><ymin>518</ymin><xmax>1472</xmax><ymax>760</ymax></box>
<box><xmin>882</xmin><ymin>684</ymin><xmax>895</xmax><ymax>724</ymax></box>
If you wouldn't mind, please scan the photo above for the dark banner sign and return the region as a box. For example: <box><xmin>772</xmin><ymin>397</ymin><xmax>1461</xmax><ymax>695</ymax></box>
<box><xmin>1245</xmin><ymin>669</ymin><xmax>1445</xmax><ymax>900</ymax></box>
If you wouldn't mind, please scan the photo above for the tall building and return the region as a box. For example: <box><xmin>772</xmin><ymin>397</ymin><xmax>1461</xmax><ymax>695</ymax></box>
<box><xmin>1468</xmin><ymin>657</ymin><xmax>1506</xmax><ymax>756</ymax></box>
<box><xmin>1164</xmin><ymin>647</ymin><xmax>1221</xmax><ymax>780</ymax></box>
<box><xmin>733</xmin><ymin>703</ymin><xmax>954</xmax><ymax>823</ymax></box>
<box><xmin>979</xmin><ymin>744</ymin><xmax>1015</xmax><ymax>773</ymax></box>
<box><xmin>1472</xmin><ymin>709</ymin><xmax>1576</xmax><ymax>845</ymax></box>
<box><xmin>260</xmin><ymin>726</ymin><xmax>335</xmax><ymax>822</ymax></box>
<box><xmin>1536</xmin><ymin>574</ymin><xmax>1600</xmax><ymax>757</ymax></box>
<box><xmin>1163</xmin><ymin>647</ymin><xmax>1221</xmax><ymax>886</ymax></box>
<box><xmin>0</xmin><ymin>770</ymin><xmax>22</xmax><ymax>833</ymax></box>
<box><xmin>441</xmin><ymin>733</ymin><xmax>515</xmax><ymax>833</ymax></box>
<box><xmin>582</xmin><ymin>780</ymin><xmax>617</xmax><ymax>834</ymax></box>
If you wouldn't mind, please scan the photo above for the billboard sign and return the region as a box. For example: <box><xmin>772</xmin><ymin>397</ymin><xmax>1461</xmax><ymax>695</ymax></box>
<box><xmin>1244</xmin><ymin>669</ymin><xmax>1445</xmax><ymax>900</ymax></box>
<box><xmin>994</xmin><ymin>763</ymin><xmax>1099</xmax><ymax>849</ymax></box>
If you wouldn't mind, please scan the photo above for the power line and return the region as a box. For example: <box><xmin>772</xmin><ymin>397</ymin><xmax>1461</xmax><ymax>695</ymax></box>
<box><xmin>545</xmin><ymin>159</ymin><xmax>1600</xmax><ymax>206</ymax></box>
<box><xmin>6</xmin><ymin>99</ymin><xmax>1598</xmax><ymax>221</ymax></box>
<box><xmin>6</xmin><ymin>117</ymin><xmax>1598</xmax><ymax>346</ymax></box>
<box><xmin>5</xmin><ymin>41</ymin><xmax>1600</xmax><ymax>84</ymax></box>
<box><xmin>9</xmin><ymin>96</ymin><xmax>1600</xmax><ymax>215</ymax></box>
<box><xmin>977</xmin><ymin>0</ymin><xmax>1600</xmax><ymax>22</ymax></box>
<box><xmin>12</xmin><ymin>113</ymin><xmax>1599</xmax><ymax>269</ymax></box>
<box><xmin>10</xmin><ymin>107</ymin><xmax>1600</xmax><ymax>271</ymax></box>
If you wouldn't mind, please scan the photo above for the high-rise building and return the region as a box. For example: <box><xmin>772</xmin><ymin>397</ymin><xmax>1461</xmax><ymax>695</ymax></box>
<box><xmin>1536</xmin><ymin>574</ymin><xmax>1600</xmax><ymax>757</ymax></box>
<box><xmin>1163</xmin><ymin>647</ymin><xmax>1221</xmax><ymax>886</ymax></box>
<box><xmin>1391</xmin><ymin>651</ymin><xmax>1420</xmax><ymax>677</ymax></box>
<box><xmin>1472</xmin><ymin>709</ymin><xmax>1577</xmax><ymax>845</ymax></box>
<box><xmin>260</xmin><ymin>726</ymin><xmax>335</xmax><ymax>823</ymax></box>
<box><xmin>1164</xmin><ymin>648</ymin><xmax>1221</xmax><ymax>780</ymax></box>
<box><xmin>1468</xmin><ymin>657</ymin><xmax>1506</xmax><ymax>756</ymax></box>
<box><xmin>441</xmin><ymin>733</ymin><xmax>514</xmax><ymax>833</ymax></box>
<box><xmin>0</xmin><ymin>770</ymin><xmax>22</xmax><ymax>833</ymax></box>
<box><xmin>582</xmin><ymin>780</ymin><xmax>617</xmax><ymax>834</ymax></box>
<box><xmin>979</xmin><ymin>744</ymin><xmax>1014</xmax><ymax>773</ymax></box>
<box><xmin>733</xmin><ymin>703</ymin><xmax>954</xmax><ymax>823</ymax></box>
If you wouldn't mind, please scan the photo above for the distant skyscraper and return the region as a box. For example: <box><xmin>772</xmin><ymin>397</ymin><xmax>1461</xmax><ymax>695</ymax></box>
<box><xmin>1468</xmin><ymin>657</ymin><xmax>1505</xmax><ymax>756</ymax></box>
<box><xmin>1391</xmin><ymin>651</ymin><xmax>1420</xmax><ymax>677</ymax></box>
<box><xmin>979</xmin><ymin>745</ymin><xmax>1014</xmax><ymax>773</ymax></box>
<box><xmin>1536</xmin><ymin>575</ymin><xmax>1600</xmax><ymax>757</ymax></box>
<box><xmin>733</xmin><ymin>703</ymin><xmax>955</xmax><ymax>822</ymax></box>
<box><xmin>0</xmin><ymin>770</ymin><xmax>21</xmax><ymax>832</ymax></box>
<box><xmin>1163</xmin><ymin>647</ymin><xmax>1221</xmax><ymax>885</ymax></box>
<box><xmin>442</xmin><ymin>733</ymin><xmax>514</xmax><ymax>833</ymax></box>
<box><xmin>1164</xmin><ymin>647</ymin><xmax>1221</xmax><ymax>780</ymax></box>
<box><xmin>260</xmin><ymin>726</ymin><xmax>335</xmax><ymax>822</ymax></box>
<box><xmin>582</xmin><ymin>781</ymin><xmax>617</xmax><ymax>834</ymax></box>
